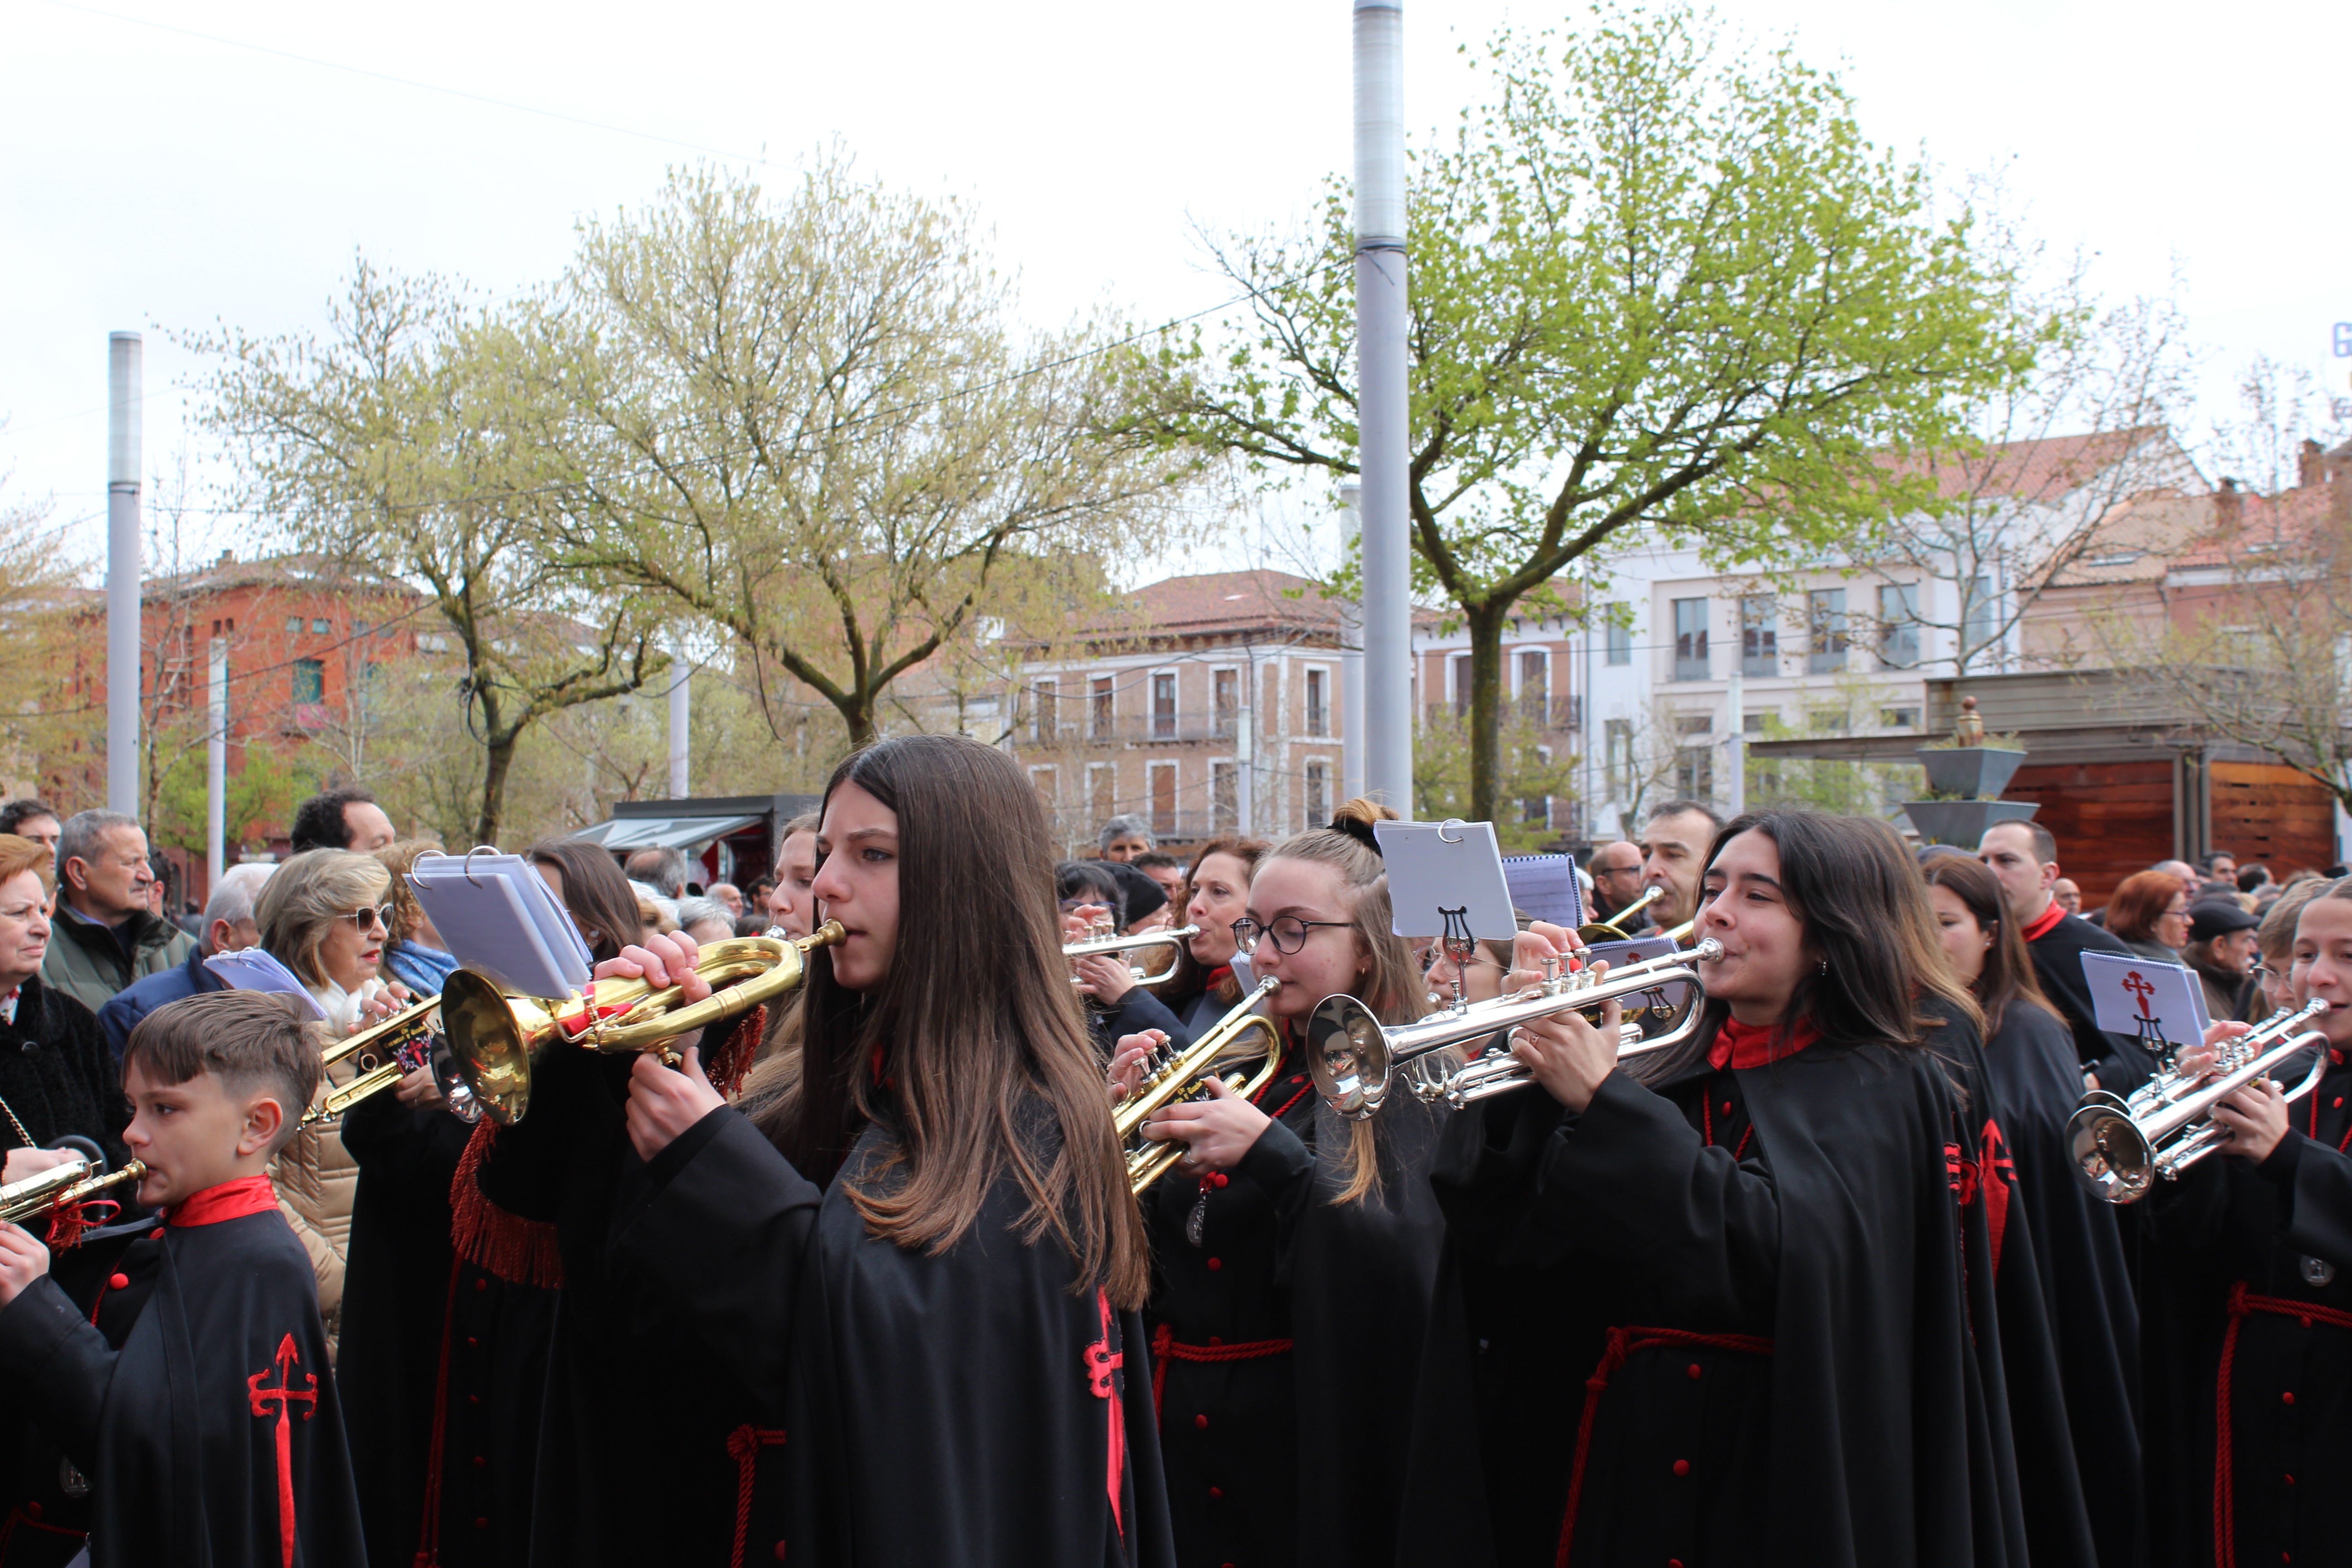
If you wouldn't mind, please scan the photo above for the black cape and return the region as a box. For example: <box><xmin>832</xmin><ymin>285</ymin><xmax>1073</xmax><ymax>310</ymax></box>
<box><xmin>2141</xmin><ymin>1048</ymin><xmax>2352</xmax><ymax>1568</ymax></box>
<box><xmin>1398</xmin><ymin>1035</ymin><xmax>2039</xmax><ymax>1568</ymax></box>
<box><xmin>1977</xmin><ymin>1000</ymin><xmax>2144</xmax><ymax>1568</ymax></box>
<box><xmin>333</xmin><ymin>1090</ymin><xmax>471</xmax><ymax>1567</ymax></box>
<box><xmin>2028</xmin><ymin>912</ymin><xmax>2157</xmax><ymax>1097</ymax></box>
<box><xmin>608</xmin><ymin>1099</ymin><xmax>1177</xmax><ymax>1568</ymax></box>
<box><xmin>0</xmin><ymin>1196</ymin><xmax>365</xmax><ymax>1568</ymax></box>
<box><xmin>1141</xmin><ymin>1061</ymin><xmax>1446</xmax><ymax>1568</ymax></box>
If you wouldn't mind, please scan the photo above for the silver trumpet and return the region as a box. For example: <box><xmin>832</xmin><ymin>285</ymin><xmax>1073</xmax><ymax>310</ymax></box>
<box><xmin>2067</xmin><ymin>997</ymin><xmax>2331</xmax><ymax>1204</ymax></box>
<box><xmin>1308</xmin><ymin>939</ymin><xmax>1721</xmax><ymax>1118</ymax></box>
<box><xmin>1066</xmin><ymin>925</ymin><xmax>1199</xmax><ymax>989</ymax></box>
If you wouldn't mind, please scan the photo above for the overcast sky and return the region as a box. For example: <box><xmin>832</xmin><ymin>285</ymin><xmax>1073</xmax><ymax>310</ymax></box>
<box><xmin>5</xmin><ymin>0</ymin><xmax>2343</xmax><ymax>578</ymax></box>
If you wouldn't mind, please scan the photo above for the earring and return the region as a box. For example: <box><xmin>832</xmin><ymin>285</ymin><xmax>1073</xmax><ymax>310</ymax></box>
<box><xmin>1818</xmin><ymin>958</ymin><xmax>1828</xmax><ymax>976</ymax></box>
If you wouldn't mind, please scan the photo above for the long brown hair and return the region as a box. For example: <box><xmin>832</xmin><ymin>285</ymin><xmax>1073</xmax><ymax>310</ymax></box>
<box><xmin>744</xmin><ymin>734</ymin><xmax>1149</xmax><ymax>1306</ymax></box>
<box><xmin>1156</xmin><ymin>835</ymin><xmax>1271</xmax><ymax>1003</ymax></box>
<box><xmin>526</xmin><ymin>838</ymin><xmax>642</xmax><ymax>965</ymax></box>
<box><xmin>1921</xmin><ymin>854</ymin><xmax>2058</xmax><ymax>1036</ymax></box>
<box><xmin>1637</xmin><ymin>810</ymin><xmax>1981</xmax><ymax>1083</ymax></box>
<box><xmin>1254</xmin><ymin>797</ymin><xmax>1428</xmax><ymax>1203</ymax></box>
<box><xmin>2107</xmin><ymin>870</ymin><xmax>2188</xmax><ymax>945</ymax></box>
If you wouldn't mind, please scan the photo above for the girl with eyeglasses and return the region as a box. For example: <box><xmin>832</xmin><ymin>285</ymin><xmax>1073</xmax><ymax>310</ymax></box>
<box><xmin>1401</xmin><ymin>811</ymin><xmax>2067</xmax><ymax>1568</ymax></box>
<box><xmin>1113</xmin><ymin>798</ymin><xmax>1444</xmax><ymax>1568</ymax></box>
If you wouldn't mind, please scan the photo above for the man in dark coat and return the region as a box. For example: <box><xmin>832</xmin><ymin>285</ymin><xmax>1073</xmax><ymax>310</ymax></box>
<box><xmin>1980</xmin><ymin>821</ymin><xmax>2154</xmax><ymax>1096</ymax></box>
<box><xmin>94</xmin><ymin>862</ymin><xmax>272</xmax><ymax>1062</ymax></box>
<box><xmin>35</xmin><ymin>813</ymin><xmax>192</xmax><ymax>1014</ymax></box>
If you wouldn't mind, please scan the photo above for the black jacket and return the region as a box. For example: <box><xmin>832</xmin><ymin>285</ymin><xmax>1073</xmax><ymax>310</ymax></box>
<box><xmin>0</xmin><ymin>977</ymin><xmax>128</xmax><ymax>1167</ymax></box>
<box><xmin>2027</xmin><ymin>911</ymin><xmax>2156</xmax><ymax>1096</ymax></box>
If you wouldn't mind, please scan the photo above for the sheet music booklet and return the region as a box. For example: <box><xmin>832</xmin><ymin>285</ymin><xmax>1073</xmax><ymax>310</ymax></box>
<box><xmin>2081</xmin><ymin>949</ymin><xmax>2211</xmax><ymax>1049</ymax></box>
<box><xmin>1500</xmin><ymin>853</ymin><xmax>1584</xmax><ymax>929</ymax></box>
<box><xmin>203</xmin><ymin>948</ymin><xmax>328</xmax><ymax>1019</ymax></box>
<box><xmin>407</xmin><ymin>852</ymin><xmax>595</xmax><ymax>1000</ymax></box>
<box><xmin>1374</xmin><ymin>820</ymin><xmax>1518</xmax><ymax>941</ymax></box>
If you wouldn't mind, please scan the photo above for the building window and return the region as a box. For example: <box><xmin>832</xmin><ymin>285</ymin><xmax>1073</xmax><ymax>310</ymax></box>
<box><xmin>1518</xmin><ymin>650</ymin><xmax>1548</xmax><ymax>721</ymax></box>
<box><xmin>292</xmin><ymin>658</ymin><xmax>324</xmax><ymax>705</ymax></box>
<box><xmin>1806</xmin><ymin>709</ymin><xmax>1850</xmax><ymax>734</ymax></box>
<box><xmin>1742</xmin><ymin>710</ymin><xmax>1768</xmax><ymax>735</ymax></box>
<box><xmin>1212</xmin><ymin>669</ymin><xmax>1239</xmax><ymax>739</ymax></box>
<box><xmin>1088</xmin><ymin>764</ymin><xmax>1116</xmax><ymax>826</ymax></box>
<box><xmin>1882</xmin><ymin>706</ymin><xmax>1921</xmax><ymax>730</ymax></box>
<box><xmin>1305</xmin><ymin>760</ymin><xmax>1329</xmax><ymax>825</ymax></box>
<box><xmin>1090</xmin><ymin>676</ymin><xmax>1114</xmax><ymax>739</ymax></box>
<box><xmin>1211</xmin><ymin>761</ymin><xmax>1238</xmax><ymax>830</ymax></box>
<box><xmin>1671</xmin><ymin>599</ymin><xmax>1709</xmax><ymax>682</ymax></box>
<box><xmin>1029</xmin><ymin>766</ymin><xmax>1058</xmax><ymax>813</ymax></box>
<box><xmin>1451</xmin><ymin>656</ymin><xmax>1473</xmax><ymax>715</ymax></box>
<box><xmin>1305</xmin><ymin>669</ymin><xmax>1328</xmax><ymax>737</ymax></box>
<box><xmin>1877</xmin><ymin>583</ymin><xmax>1920</xmax><ymax>669</ymax></box>
<box><xmin>1605</xmin><ymin>612</ymin><xmax>1632</xmax><ymax>666</ymax></box>
<box><xmin>1807</xmin><ymin>589</ymin><xmax>1848</xmax><ymax>674</ymax></box>
<box><xmin>1673</xmin><ymin>715</ymin><xmax>1713</xmax><ymax>799</ymax></box>
<box><xmin>310</xmin><ymin>617</ymin><xmax>330</xmax><ymax>635</ymax></box>
<box><xmin>1964</xmin><ymin>575</ymin><xmax>1997</xmax><ymax>663</ymax></box>
<box><xmin>1523</xmin><ymin>745</ymin><xmax>1553</xmax><ymax>827</ymax></box>
<box><xmin>1152</xmin><ymin>671</ymin><xmax>1177</xmax><ymax>740</ymax></box>
<box><xmin>1031</xmin><ymin>678</ymin><xmax>1058</xmax><ymax>742</ymax></box>
<box><xmin>1148</xmin><ymin>762</ymin><xmax>1177</xmax><ymax>837</ymax></box>
<box><xmin>1740</xmin><ymin>595</ymin><xmax>1777</xmax><ymax>677</ymax></box>
<box><xmin>284</xmin><ymin>616</ymin><xmax>302</xmax><ymax>633</ymax></box>
<box><xmin>1605</xmin><ymin>718</ymin><xmax>1634</xmax><ymax>798</ymax></box>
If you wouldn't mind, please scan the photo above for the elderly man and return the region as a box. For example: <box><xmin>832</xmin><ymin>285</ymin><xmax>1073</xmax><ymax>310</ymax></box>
<box><xmin>1638</xmin><ymin>800</ymin><xmax>1724</xmax><ymax>938</ymax></box>
<box><xmin>2051</xmin><ymin>877</ymin><xmax>2083</xmax><ymax>916</ymax></box>
<box><xmin>95</xmin><ymin>861</ymin><xmax>275</xmax><ymax>1060</ymax></box>
<box><xmin>38</xmin><ymin>810</ymin><xmax>195</xmax><ymax>1011</ymax></box>
<box><xmin>288</xmin><ymin>787</ymin><xmax>396</xmax><ymax>856</ymax></box>
<box><xmin>706</xmin><ymin>881</ymin><xmax>745</xmax><ymax>919</ymax></box>
<box><xmin>1585</xmin><ymin>839</ymin><xmax>1651</xmax><ymax>930</ymax></box>
<box><xmin>1098</xmin><ymin>814</ymin><xmax>1154</xmax><ymax>863</ymax></box>
<box><xmin>1979</xmin><ymin>819</ymin><xmax>2148</xmax><ymax>1094</ymax></box>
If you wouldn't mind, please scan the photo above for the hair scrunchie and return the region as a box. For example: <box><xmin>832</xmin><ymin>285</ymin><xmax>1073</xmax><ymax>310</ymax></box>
<box><xmin>1328</xmin><ymin>814</ymin><xmax>1383</xmax><ymax>856</ymax></box>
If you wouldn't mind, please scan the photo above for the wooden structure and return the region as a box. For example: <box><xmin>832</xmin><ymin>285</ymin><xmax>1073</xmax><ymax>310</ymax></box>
<box><xmin>1744</xmin><ymin>670</ymin><xmax>2339</xmax><ymax>906</ymax></box>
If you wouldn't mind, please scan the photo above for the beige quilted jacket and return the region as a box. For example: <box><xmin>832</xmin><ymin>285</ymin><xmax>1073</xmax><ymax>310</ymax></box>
<box><xmin>269</xmin><ymin>1051</ymin><xmax>359</xmax><ymax>1357</ymax></box>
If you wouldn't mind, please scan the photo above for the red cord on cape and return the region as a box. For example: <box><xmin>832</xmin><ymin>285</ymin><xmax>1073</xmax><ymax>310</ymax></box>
<box><xmin>725</xmin><ymin>1424</ymin><xmax>788</xmax><ymax>1568</ymax></box>
<box><xmin>706</xmin><ymin>1004</ymin><xmax>768</xmax><ymax>1101</ymax></box>
<box><xmin>409</xmin><ymin>1258</ymin><xmax>464</xmax><ymax>1567</ymax></box>
<box><xmin>2211</xmin><ymin>1283</ymin><xmax>2352</xmax><ymax>1568</ymax></box>
<box><xmin>1147</xmin><ymin>1322</ymin><xmax>1294</xmax><ymax>1419</ymax></box>
<box><xmin>1554</xmin><ymin>1326</ymin><xmax>1774</xmax><ymax>1568</ymax></box>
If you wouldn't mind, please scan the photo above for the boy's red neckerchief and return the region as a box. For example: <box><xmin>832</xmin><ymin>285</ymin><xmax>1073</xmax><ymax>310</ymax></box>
<box><xmin>165</xmin><ymin>1174</ymin><xmax>279</xmax><ymax>1227</ymax></box>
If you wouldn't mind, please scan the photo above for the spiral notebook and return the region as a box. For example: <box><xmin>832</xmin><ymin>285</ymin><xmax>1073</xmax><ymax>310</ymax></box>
<box><xmin>1500</xmin><ymin>853</ymin><xmax>1584</xmax><ymax>929</ymax></box>
<box><xmin>407</xmin><ymin>852</ymin><xmax>595</xmax><ymax>1000</ymax></box>
<box><xmin>203</xmin><ymin>948</ymin><xmax>328</xmax><ymax>1019</ymax></box>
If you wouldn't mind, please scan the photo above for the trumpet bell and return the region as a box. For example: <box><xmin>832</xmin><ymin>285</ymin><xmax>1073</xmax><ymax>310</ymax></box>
<box><xmin>440</xmin><ymin>970</ymin><xmax>553</xmax><ymax>1126</ymax></box>
<box><xmin>1307</xmin><ymin>993</ymin><xmax>1392</xmax><ymax>1121</ymax></box>
<box><xmin>2067</xmin><ymin>1100</ymin><xmax>2156</xmax><ymax>1204</ymax></box>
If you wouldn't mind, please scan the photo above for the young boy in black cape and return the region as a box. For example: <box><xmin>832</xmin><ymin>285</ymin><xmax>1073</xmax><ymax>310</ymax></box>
<box><xmin>0</xmin><ymin>990</ymin><xmax>364</xmax><ymax>1568</ymax></box>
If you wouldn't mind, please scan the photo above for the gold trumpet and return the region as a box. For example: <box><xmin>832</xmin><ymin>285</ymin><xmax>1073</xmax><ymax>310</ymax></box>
<box><xmin>1115</xmin><ymin>977</ymin><xmax>1285</xmax><ymax>1194</ymax></box>
<box><xmin>1066</xmin><ymin>925</ymin><xmax>1199</xmax><ymax>989</ymax></box>
<box><xmin>1578</xmin><ymin>886</ymin><xmax>1661</xmax><ymax>943</ymax></box>
<box><xmin>304</xmin><ymin>995</ymin><xmax>483</xmax><ymax>1125</ymax></box>
<box><xmin>0</xmin><ymin>1159</ymin><xmax>147</xmax><ymax>1226</ymax></box>
<box><xmin>441</xmin><ymin>921</ymin><xmax>846</xmax><ymax>1125</ymax></box>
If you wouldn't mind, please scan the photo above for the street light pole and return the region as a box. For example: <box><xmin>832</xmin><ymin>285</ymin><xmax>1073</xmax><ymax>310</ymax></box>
<box><xmin>1353</xmin><ymin>0</ymin><xmax>1412</xmax><ymax>818</ymax></box>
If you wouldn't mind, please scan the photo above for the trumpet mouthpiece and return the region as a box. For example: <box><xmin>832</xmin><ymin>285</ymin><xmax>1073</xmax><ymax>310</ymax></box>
<box><xmin>1692</xmin><ymin>938</ymin><xmax>1724</xmax><ymax>960</ymax></box>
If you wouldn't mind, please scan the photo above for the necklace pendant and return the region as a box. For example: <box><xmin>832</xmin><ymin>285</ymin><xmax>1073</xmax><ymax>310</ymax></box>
<box><xmin>1185</xmin><ymin>1185</ymin><xmax>1210</xmax><ymax>1249</ymax></box>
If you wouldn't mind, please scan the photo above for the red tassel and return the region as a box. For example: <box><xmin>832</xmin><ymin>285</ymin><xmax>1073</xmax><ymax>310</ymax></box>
<box><xmin>447</xmin><ymin>1119</ymin><xmax>564</xmax><ymax>1289</ymax></box>
<box><xmin>707</xmin><ymin>1004</ymin><xmax>768</xmax><ymax>1101</ymax></box>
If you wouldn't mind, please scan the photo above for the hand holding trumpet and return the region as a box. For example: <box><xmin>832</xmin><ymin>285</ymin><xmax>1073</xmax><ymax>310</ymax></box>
<box><xmin>1500</xmin><ymin>921</ymin><xmax>1622</xmax><ymax>1112</ymax></box>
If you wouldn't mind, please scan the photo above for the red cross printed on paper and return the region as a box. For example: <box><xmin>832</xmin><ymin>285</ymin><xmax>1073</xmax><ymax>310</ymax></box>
<box><xmin>2122</xmin><ymin>969</ymin><xmax>2156</xmax><ymax>1020</ymax></box>
<box><xmin>248</xmin><ymin>1333</ymin><xmax>317</xmax><ymax>1568</ymax></box>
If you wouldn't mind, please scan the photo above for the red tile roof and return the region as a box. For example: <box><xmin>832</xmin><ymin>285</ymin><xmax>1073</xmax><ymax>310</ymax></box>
<box><xmin>1884</xmin><ymin>427</ymin><xmax>2176</xmax><ymax>504</ymax></box>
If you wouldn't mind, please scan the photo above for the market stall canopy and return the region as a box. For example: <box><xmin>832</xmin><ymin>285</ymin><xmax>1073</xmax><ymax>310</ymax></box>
<box><xmin>569</xmin><ymin>813</ymin><xmax>762</xmax><ymax>853</ymax></box>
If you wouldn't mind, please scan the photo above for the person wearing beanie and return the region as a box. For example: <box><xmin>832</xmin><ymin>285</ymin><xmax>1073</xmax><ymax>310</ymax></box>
<box><xmin>2182</xmin><ymin>897</ymin><xmax>2262</xmax><ymax>1025</ymax></box>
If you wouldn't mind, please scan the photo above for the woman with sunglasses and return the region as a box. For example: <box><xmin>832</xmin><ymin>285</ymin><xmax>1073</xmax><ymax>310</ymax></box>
<box><xmin>1116</xmin><ymin>800</ymin><xmax>1444</xmax><ymax>1568</ymax></box>
<box><xmin>1409</xmin><ymin>810</ymin><xmax>2052</xmax><ymax>1568</ymax></box>
<box><xmin>250</xmin><ymin>847</ymin><xmax>407</xmax><ymax>1354</ymax></box>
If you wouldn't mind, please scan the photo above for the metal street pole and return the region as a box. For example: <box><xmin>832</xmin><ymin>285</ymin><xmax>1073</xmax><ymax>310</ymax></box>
<box><xmin>1354</xmin><ymin>0</ymin><xmax>1412</xmax><ymax>818</ymax></box>
<box><xmin>668</xmin><ymin>654</ymin><xmax>691</xmax><ymax>799</ymax></box>
<box><xmin>207</xmin><ymin>637</ymin><xmax>227</xmax><ymax>887</ymax></box>
<box><xmin>1338</xmin><ymin>483</ymin><xmax>1366</xmax><ymax>802</ymax></box>
<box><xmin>106</xmin><ymin>332</ymin><xmax>142</xmax><ymax>817</ymax></box>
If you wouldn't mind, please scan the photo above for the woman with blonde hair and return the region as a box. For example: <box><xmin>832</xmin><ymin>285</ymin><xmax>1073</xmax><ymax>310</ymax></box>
<box><xmin>1121</xmin><ymin>799</ymin><xmax>1445</xmax><ymax>1568</ymax></box>
<box><xmin>250</xmin><ymin>847</ymin><xmax>400</xmax><ymax>1354</ymax></box>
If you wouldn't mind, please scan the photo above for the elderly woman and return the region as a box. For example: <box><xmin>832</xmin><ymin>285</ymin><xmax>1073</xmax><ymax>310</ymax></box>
<box><xmin>0</xmin><ymin>833</ymin><xmax>127</xmax><ymax>1182</ymax></box>
<box><xmin>2105</xmin><ymin>869</ymin><xmax>2192</xmax><ymax>963</ymax></box>
<box><xmin>254</xmin><ymin>847</ymin><xmax>402</xmax><ymax>1353</ymax></box>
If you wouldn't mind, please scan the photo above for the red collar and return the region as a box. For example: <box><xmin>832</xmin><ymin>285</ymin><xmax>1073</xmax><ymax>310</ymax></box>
<box><xmin>2020</xmin><ymin>901</ymin><xmax>2066</xmax><ymax>943</ymax></box>
<box><xmin>1203</xmin><ymin>965</ymin><xmax>1233</xmax><ymax>991</ymax></box>
<box><xmin>1708</xmin><ymin>1016</ymin><xmax>1820</xmax><ymax>1071</ymax></box>
<box><xmin>164</xmin><ymin>1174</ymin><xmax>279</xmax><ymax>1228</ymax></box>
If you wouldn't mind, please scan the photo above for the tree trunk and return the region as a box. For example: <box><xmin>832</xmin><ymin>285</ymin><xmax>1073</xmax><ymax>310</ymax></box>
<box><xmin>1464</xmin><ymin>603</ymin><xmax>1510</xmax><ymax>825</ymax></box>
<box><xmin>476</xmin><ymin>731</ymin><xmax>516</xmax><ymax>847</ymax></box>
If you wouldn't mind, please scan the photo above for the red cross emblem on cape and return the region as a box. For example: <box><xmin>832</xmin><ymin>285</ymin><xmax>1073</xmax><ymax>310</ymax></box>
<box><xmin>248</xmin><ymin>1333</ymin><xmax>318</xmax><ymax>1568</ymax></box>
<box><xmin>1084</xmin><ymin>1289</ymin><xmax>1127</xmax><ymax>1533</ymax></box>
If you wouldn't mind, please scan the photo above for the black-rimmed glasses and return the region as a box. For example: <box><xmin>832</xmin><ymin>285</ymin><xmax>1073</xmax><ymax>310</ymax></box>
<box><xmin>1229</xmin><ymin>915</ymin><xmax>1351</xmax><ymax>956</ymax></box>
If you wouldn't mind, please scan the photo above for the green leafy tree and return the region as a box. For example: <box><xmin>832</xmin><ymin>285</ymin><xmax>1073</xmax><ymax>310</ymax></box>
<box><xmin>1125</xmin><ymin>3</ymin><xmax>2032</xmax><ymax>821</ymax></box>
<box><xmin>550</xmin><ymin>157</ymin><xmax>1188</xmax><ymax>753</ymax></box>
<box><xmin>187</xmin><ymin>265</ymin><xmax>666</xmax><ymax>845</ymax></box>
<box><xmin>1413</xmin><ymin>705</ymin><xmax>1578</xmax><ymax>850</ymax></box>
